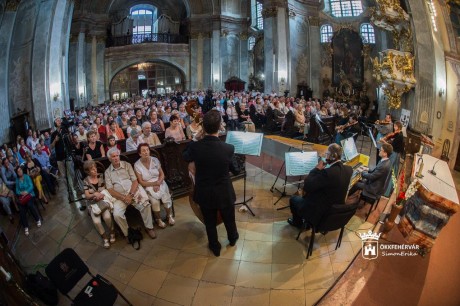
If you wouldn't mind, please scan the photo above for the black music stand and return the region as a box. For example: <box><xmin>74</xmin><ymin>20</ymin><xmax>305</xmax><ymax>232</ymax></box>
<box><xmin>235</xmin><ymin>172</ymin><xmax>255</xmax><ymax>216</ymax></box>
<box><xmin>271</xmin><ymin>144</ymin><xmax>314</xmax><ymax>210</ymax></box>
<box><xmin>226</xmin><ymin>131</ymin><xmax>264</xmax><ymax>217</ymax></box>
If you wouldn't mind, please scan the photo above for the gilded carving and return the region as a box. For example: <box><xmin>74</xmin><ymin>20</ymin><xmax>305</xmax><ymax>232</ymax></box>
<box><xmin>373</xmin><ymin>50</ymin><xmax>416</xmax><ymax>109</ymax></box>
<box><xmin>221</xmin><ymin>30</ymin><xmax>228</xmax><ymax>37</ymax></box>
<box><xmin>262</xmin><ymin>7</ymin><xmax>277</xmax><ymax>18</ymax></box>
<box><xmin>288</xmin><ymin>9</ymin><xmax>296</xmax><ymax>19</ymax></box>
<box><xmin>6</xmin><ymin>0</ymin><xmax>21</xmax><ymax>11</ymax></box>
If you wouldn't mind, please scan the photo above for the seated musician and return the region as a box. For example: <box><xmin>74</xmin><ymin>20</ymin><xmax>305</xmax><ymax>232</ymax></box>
<box><xmin>335</xmin><ymin>114</ymin><xmax>360</xmax><ymax>144</ymax></box>
<box><xmin>288</xmin><ymin>143</ymin><xmax>353</xmax><ymax>228</ymax></box>
<box><xmin>380</xmin><ymin>121</ymin><xmax>404</xmax><ymax>196</ymax></box>
<box><xmin>375</xmin><ymin>114</ymin><xmax>393</xmax><ymax>163</ymax></box>
<box><xmin>349</xmin><ymin>143</ymin><xmax>393</xmax><ymax>199</ymax></box>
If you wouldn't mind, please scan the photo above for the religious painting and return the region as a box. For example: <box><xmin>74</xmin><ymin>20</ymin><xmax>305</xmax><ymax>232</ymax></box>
<box><xmin>332</xmin><ymin>29</ymin><xmax>364</xmax><ymax>88</ymax></box>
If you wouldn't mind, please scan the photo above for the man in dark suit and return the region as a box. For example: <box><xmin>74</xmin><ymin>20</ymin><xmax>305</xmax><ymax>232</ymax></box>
<box><xmin>352</xmin><ymin>143</ymin><xmax>393</xmax><ymax>198</ymax></box>
<box><xmin>288</xmin><ymin>143</ymin><xmax>353</xmax><ymax>227</ymax></box>
<box><xmin>183</xmin><ymin>110</ymin><xmax>240</xmax><ymax>256</ymax></box>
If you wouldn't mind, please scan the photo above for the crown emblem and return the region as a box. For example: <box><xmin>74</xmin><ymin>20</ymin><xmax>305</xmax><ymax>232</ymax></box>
<box><xmin>359</xmin><ymin>230</ymin><xmax>382</xmax><ymax>241</ymax></box>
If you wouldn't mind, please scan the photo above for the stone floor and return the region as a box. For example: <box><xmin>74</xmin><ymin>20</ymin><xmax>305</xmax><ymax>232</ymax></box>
<box><xmin>5</xmin><ymin>158</ymin><xmax>375</xmax><ymax>306</ymax></box>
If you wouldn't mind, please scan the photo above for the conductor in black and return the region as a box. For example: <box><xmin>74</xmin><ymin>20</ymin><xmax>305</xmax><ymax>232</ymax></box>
<box><xmin>183</xmin><ymin>110</ymin><xmax>240</xmax><ymax>257</ymax></box>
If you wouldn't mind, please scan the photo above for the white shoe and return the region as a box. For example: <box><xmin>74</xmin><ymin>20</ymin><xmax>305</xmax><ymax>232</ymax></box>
<box><xmin>103</xmin><ymin>239</ymin><xmax>110</xmax><ymax>249</ymax></box>
<box><xmin>25</xmin><ymin>228</ymin><xmax>29</xmax><ymax>236</ymax></box>
<box><xmin>37</xmin><ymin>220</ymin><xmax>42</xmax><ymax>228</ymax></box>
<box><xmin>167</xmin><ymin>215</ymin><xmax>175</xmax><ymax>226</ymax></box>
<box><xmin>156</xmin><ymin>219</ymin><xmax>167</xmax><ymax>229</ymax></box>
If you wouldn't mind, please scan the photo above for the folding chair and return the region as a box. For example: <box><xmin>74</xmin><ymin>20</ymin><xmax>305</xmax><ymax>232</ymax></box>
<box><xmin>297</xmin><ymin>204</ymin><xmax>358</xmax><ymax>259</ymax></box>
<box><xmin>45</xmin><ymin>248</ymin><xmax>132</xmax><ymax>306</ymax></box>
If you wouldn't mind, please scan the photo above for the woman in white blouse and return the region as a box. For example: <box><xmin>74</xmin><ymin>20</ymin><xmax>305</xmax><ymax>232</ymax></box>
<box><xmin>134</xmin><ymin>143</ymin><xmax>174</xmax><ymax>228</ymax></box>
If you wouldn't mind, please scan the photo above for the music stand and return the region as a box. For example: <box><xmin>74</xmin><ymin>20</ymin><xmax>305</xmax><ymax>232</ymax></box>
<box><xmin>226</xmin><ymin>131</ymin><xmax>264</xmax><ymax>216</ymax></box>
<box><xmin>272</xmin><ymin>145</ymin><xmax>317</xmax><ymax>210</ymax></box>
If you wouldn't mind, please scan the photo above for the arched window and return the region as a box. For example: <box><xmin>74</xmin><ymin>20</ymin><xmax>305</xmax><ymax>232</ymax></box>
<box><xmin>320</xmin><ymin>24</ymin><xmax>333</xmax><ymax>43</ymax></box>
<box><xmin>360</xmin><ymin>23</ymin><xmax>375</xmax><ymax>44</ymax></box>
<box><xmin>330</xmin><ymin>0</ymin><xmax>363</xmax><ymax>17</ymax></box>
<box><xmin>251</xmin><ymin>0</ymin><xmax>263</xmax><ymax>30</ymax></box>
<box><xmin>130</xmin><ymin>4</ymin><xmax>157</xmax><ymax>35</ymax></box>
<box><xmin>248</xmin><ymin>36</ymin><xmax>256</xmax><ymax>50</ymax></box>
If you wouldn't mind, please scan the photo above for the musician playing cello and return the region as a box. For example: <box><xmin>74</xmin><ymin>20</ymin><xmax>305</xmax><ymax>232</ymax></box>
<box><xmin>335</xmin><ymin>114</ymin><xmax>360</xmax><ymax>145</ymax></box>
<box><xmin>183</xmin><ymin>110</ymin><xmax>241</xmax><ymax>257</ymax></box>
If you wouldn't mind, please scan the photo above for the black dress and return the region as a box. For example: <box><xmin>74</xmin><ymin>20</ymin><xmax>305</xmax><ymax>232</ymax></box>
<box><xmin>85</xmin><ymin>141</ymin><xmax>103</xmax><ymax>160</ymax></box>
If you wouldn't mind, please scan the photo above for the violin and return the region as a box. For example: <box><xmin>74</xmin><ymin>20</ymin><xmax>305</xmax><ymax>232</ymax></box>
<box><xmin>375</xmin><ymin>119</ymin><xmax>391</xmax><ymax>125</ymax></box>
<box><xmin>379</xmin><ymin>130</ymin><xmax>400</xmax><ymax>143</ymax></box>
<box><xmin>336</xmin><ymin>121</ymin><xmax>358</xmax><ymax>133</ymax></box>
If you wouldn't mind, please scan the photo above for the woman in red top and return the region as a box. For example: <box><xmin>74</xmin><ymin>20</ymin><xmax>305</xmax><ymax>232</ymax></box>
<box><xmin>95</xmin><ymin>117</ymin><xmax>107</xmax><ymax>143</ymax></box>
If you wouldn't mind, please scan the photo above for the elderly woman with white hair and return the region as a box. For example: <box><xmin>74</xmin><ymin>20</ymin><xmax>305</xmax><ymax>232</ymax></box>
<box><xmin>134</xmin><ymin>143</ymin><xmax>174</xmax><ymax>228</ymax></box>
<box><xmin>126</xmin><ymin>128</ymin><xmax>144</xmax><ymax>152</ymax></box>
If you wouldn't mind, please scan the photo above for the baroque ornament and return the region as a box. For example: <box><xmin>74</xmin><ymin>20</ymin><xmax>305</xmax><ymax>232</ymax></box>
<box><xmin>372</xmin><ymin>50</ymin><xmax>416</xmax><ymax>109</ymax></box>
<box><xmin>370</xmin><ymin>0</ymin><xmax>416</xmax><ymax>110</ymax></box>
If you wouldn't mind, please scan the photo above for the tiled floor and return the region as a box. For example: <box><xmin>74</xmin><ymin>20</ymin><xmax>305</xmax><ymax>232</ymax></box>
<box><xmin>7</xmin><ymin>159</ymin><xmax>375</xmax><ymax>306</ymax></box>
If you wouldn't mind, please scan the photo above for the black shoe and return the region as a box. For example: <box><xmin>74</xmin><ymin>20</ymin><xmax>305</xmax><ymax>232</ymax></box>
<box><xmin>287</xmin><ymin>218</ymin><xmax>303</xmax><ymax>229</ymax></box>
<box><xmin>229</xmin><ymin>234</ymin><xmax>239</xmax><ymax>246</ymax></box>
<box><xmin>209</xmin><ymin>242</ymin><xmax>221</xmax><ymax>257</ymax></box>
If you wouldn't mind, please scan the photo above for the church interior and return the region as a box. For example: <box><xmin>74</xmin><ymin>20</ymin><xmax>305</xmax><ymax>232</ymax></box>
<box><xmin>1</xmin><ymin>0</ymin><xmax>460</xmax><ymax>305</ymax></box>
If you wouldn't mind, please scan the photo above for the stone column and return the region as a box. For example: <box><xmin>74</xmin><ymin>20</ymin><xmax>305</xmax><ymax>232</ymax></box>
<box><xmin>406</xmin><ymin>0</ymin><xmax>435</xmax><ymax>134</ymax></box>
<box><xmin>212</xmin><ymin>29</ymin><xmax>221</xmax><ymax>90</ymax></box>
<box><xmin>76</xmin><ymin>32</ymin><xmax>87</xmax><ymax>107</ymax></box>
<box><xmin>263</xmin><ymin>3</ymin><xmax>290</xmax><ymax>95</ymax></box>
<box><xmin>308</xmin><ymin>16</ymin><xmax>321</xmax><ymax>97</ymax></box>
<box><xmin>190</xmin><ymin>33</ymin><xmax>198</xmax><ymax>91</ymax></box>
<box><xmin>263</xmin><ymin>6</ymin><xmax>277</xmax><ymax>94</ymax></box>
<box><xmin>239</xmin><ymin>32</ymin><xmax>249</xmax><ymax>91</ymax></box>
<box><xmin>202</xmin><ymin>33</ymin><xmax>211</xmax><ymax>90</ymax></box>
<box><xmin>0</xmin><ymin>6</ymin><xmax>16</xmax><ymax>143</ymax></box>
<box><xmin>91</xmin><ymin>35</ymin><xmax>98</xmax><ymax>105</ymax></box>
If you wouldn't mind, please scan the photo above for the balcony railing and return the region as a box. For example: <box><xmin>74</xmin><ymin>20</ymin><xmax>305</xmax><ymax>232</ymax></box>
<box><xmin>107</xmin><ymin>33</ymin><xmax>189</xmax><ymax>47</ymax></box>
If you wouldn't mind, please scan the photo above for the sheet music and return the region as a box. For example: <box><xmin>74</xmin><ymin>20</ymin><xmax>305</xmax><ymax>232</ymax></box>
<box><xmin>368</xmin><ymin>127</ymin><xmax>377</xmax><ymax>148</ymax></box>
<box><xmin>285</xmin><ymin>151</ymin><xmax>318</xmax><ymax>176</ymax></box>
<box><xmin>341</xmin><ymin>137</ymin><xmax>359</xmax><ymax>161</ymax></box>
<box><xmin>225</xmin><ymin>131</ymin><xmax>264</xmax><ymax>156</ymax></box>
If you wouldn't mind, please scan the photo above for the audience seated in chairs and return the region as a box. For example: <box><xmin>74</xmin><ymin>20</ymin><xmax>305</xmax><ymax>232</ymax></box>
<box><xmin>15</xmin><ymin>167</ymin><xmax>41</xmax><ymax>236</ymax></box>
<box><xmin>0</xmin><ymin>178</ymin><xmax>16</xmax><ymax>223</ymax></box>
<box><xmin>134</xmin><ymin>144</ymin><xmax>175</xmax><ymax>229</ymax></box>
<box><xmin>24</xmin><ymin>152</ymin><xmax>49</xmax><ymax>204</ymax></box>
<box><xmin>165</xmin><ymin>114</ymin><xmax>186</xmax><ymax>141</ymax></box>
<box><xmin>125</xmin><ymin>128</ymin><xmax>144</xmax><ymax>152</ymax></box>
<box><xmin>2</xmin><ymin>158</ymin><xmax>17</xmax><ymax>190</ymax></box>
<box><xmin>83</xmin><ymin>160</ymin><xmax>116</xmax><ymax>249</ymax></box>
<box><xmin>139</xmin><ymin>121</ymin><xmax>162</xmax><ymax>147</ymax></box>
<box><xmin>84</xmin><ymin>131</ymin><xmax>106</xmax><ymax>161</ymax></box>
<box><xmin>105</xmin><ymin>147</ymin><xmax>157</xmax><ymax>240</ymax></box>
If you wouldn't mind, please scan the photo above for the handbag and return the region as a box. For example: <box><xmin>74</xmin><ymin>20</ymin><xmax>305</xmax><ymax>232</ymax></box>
<box><xmin>90</xmin><ymin>200</ymin><xmax>110</xmax><ymax>216</ymax></box>
<box><xmin>18</xmin><ymin>193</ymin><xmax>32</xmax><ymax>205</ymax></box>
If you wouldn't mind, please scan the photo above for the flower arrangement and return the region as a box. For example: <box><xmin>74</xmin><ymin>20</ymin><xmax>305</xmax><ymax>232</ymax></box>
<box><xmin>395</xmin><ymin>166</ymin><xmax>419</xmax><ymax>206</ymax></box>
